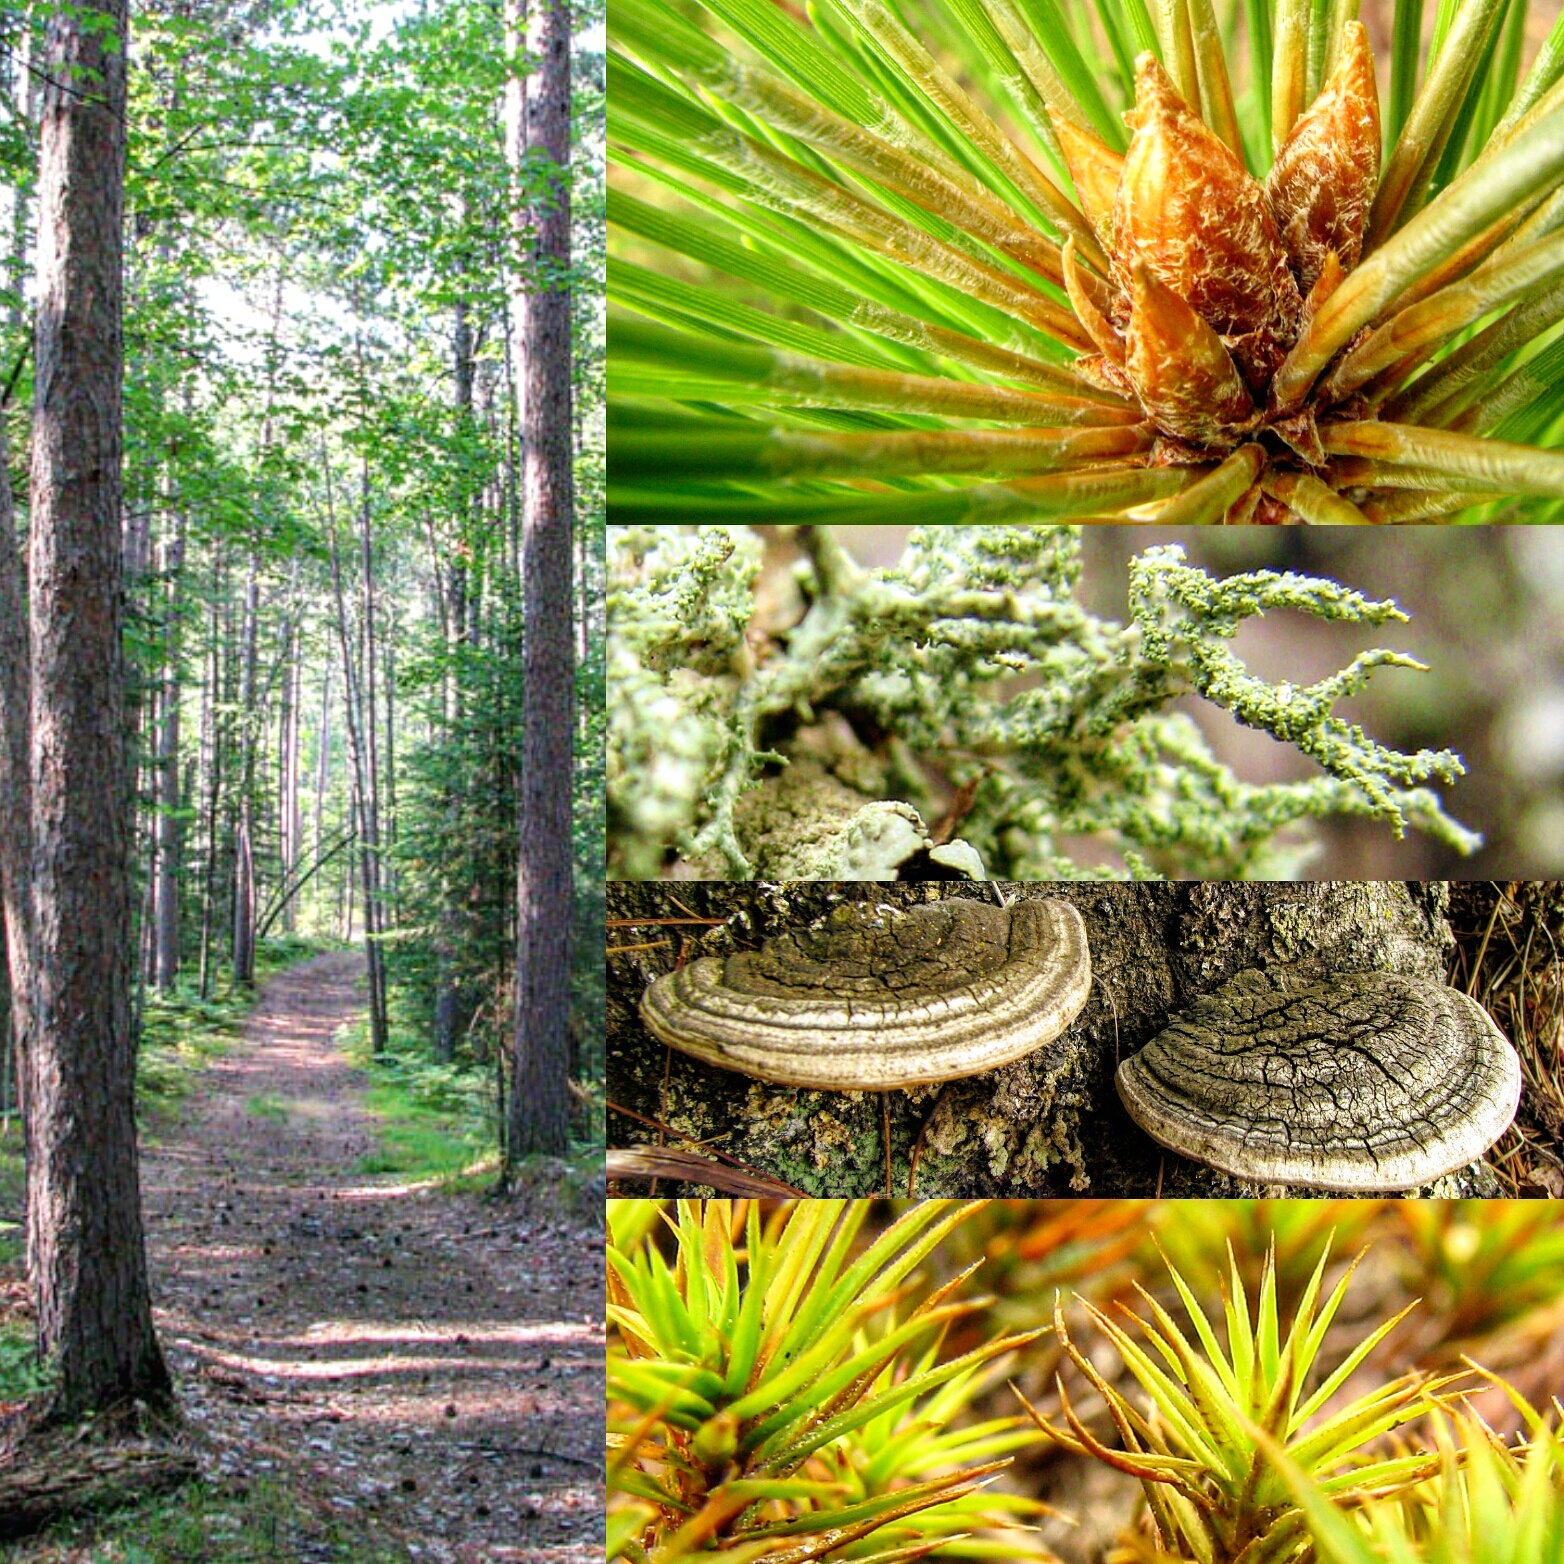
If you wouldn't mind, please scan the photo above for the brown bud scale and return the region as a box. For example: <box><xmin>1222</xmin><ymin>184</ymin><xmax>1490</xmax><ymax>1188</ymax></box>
<box><xmin>1267</xmin><ymin>23</ymin><xmax>1380</xmax><ymax>294</ymax></box>
<box><xmin>1115</xmin><ymin>56</ymin><xmax>1301</xmax><ymax>346</ymax></box>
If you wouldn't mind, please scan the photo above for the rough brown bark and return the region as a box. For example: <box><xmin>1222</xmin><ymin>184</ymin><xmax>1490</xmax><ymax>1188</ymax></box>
<box><xmin>606</xmin><ymin>882</ymin><xmax>1492</xmax><ymax>1198</ymax></box>
<box><xmin>0</xmin><ymin>422</ymin><xmax>31</xmax><ymax>1076</ymax></box>
<box><xmin>25</xmin><ymin>0</ymin><xmax>171</xmax><ymax>1418</ymax></box>
<box><xmin>506</xmin><ymin>0</ymin><xmax>575</xmax><ymax>1166</ymax></box>
<box><xmin>152</xmin><ymin>508</ymin><xmax>184</xmax><ymax>991</ymax></box>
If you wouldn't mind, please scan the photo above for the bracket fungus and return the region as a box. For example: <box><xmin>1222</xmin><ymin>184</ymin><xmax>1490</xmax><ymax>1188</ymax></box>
<box><xmin>639</xmin><ymin>897</ymin><xmax>1091</xmax><ymax>1091</ymax></box>
<box><xmin>1115</xmin><ymin>968</ymin><xmax>1521</xmax><ymax>1191</ymax></box>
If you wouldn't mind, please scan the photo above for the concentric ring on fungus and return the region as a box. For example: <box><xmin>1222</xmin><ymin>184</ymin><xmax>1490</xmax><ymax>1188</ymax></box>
<box><xmin>639</xmin><ymin>897</ymin><xmax>1091</xmax><ymax>1091</ymax></box>
<box><xmin>1115</xmin><ymin>967</ymin><xmax>1522</xmax><ymax>1190</ymax></box>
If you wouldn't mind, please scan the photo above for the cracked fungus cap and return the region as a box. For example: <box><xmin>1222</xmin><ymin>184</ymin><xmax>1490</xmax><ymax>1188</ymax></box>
<box><xmin>1115</xmin><ymin>968</ymin><xmax>1521</xmax><ymax>1190</ymax></box>
<box><xmin>638</xmin><ymin>897</ymin><xmax>1091</xmax><ymax>1091</ymax></box>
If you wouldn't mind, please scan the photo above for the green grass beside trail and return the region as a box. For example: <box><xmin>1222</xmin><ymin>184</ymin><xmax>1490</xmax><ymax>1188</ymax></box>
<box><xmin>341</xmin><ymin>1005</ymin><xmax>497</xmax><ymax>1182</ymax></box>
<box><xmin>342</xmin><ymin>995</ymin><xmax>602</xmax><ymax>1203</ymax></box>
<box><xmin>243</xmin><ymin>1093</ymin><xmax>292</xmax><ymax>1123</ymax></box>
<box><xmin>13</xmin><ymin>1473</ymin><xmax>411</xmax><ymax>1563</ymax></box>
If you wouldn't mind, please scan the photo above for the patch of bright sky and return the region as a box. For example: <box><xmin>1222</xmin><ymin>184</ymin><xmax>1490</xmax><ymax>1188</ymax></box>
<box><xmin>285</xmin><ymin>0</ymin><xmax>413</xmax><ymax>56</ymax></box>
<box><xmin>195</xmin><ymin>1</ymin><xmax>409</xmax><ymax>359</ymax></box>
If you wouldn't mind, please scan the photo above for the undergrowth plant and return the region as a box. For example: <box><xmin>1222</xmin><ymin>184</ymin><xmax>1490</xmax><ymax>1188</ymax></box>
<box><xmin>606</xmin><ymin>1204</ymin><xmax>1564</xmax><ymax>1564</ymax></box>
<box><xmin>609</xmin><ymin>0</ymin><xmax>1564</xmax><ymax>521</ymax></box>
<box><xmin>1141</xmin><ymin>1201</ymin><xmax>1385</xmax><ymax>1320</ymax></box>
<box><xmin>606</xmin><ymin>1199</ymin><xmax>1052</xmax><ymax>1562</ymax></box>
<box><xmin>610</xmin><ymin>524</ymin><xmax>1475</xmax><ymax>878</ymax></box>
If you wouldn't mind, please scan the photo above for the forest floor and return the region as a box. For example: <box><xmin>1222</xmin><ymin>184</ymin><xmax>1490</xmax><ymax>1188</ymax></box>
<box><xmin>3</xmin><ymin>950</ymin><xmax>604</xmax><ymax>1563</ymax></box>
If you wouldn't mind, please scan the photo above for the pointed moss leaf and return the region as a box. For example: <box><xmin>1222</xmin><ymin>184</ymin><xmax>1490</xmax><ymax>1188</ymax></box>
<box><xmin>1291</xmin><ymin>1299</ymin><xmax>1421</xmax><ymax>1430</ymax></box>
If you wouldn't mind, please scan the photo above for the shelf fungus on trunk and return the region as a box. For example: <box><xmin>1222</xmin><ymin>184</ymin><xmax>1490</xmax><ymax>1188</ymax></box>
<box><xmin>639</xmin><ymin>897</ymin><xmax>1091</xmax><ymax>1090</ymax></box>
<box><xmin>1114</xmin><ymin>968</ymin><xmax>1521</xmax><ymax>1191</ymax></box>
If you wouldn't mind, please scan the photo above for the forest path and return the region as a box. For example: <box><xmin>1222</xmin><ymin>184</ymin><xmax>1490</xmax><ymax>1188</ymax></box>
<box><xmin>139</xmin><ymin>952</ymin><xmax>604</xmax><ymax>1564</ymax></box>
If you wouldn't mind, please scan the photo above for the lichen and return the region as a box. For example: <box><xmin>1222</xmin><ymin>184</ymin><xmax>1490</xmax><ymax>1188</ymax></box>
<box><xmin>720</xmin><ymin>760</ymin><xmax>934</xmax><ymax>880</ymax></box>
<box><xmin>609</xmin><ymin>523</ymin><xmax>1479</xmax><ymax>878</ymax></box>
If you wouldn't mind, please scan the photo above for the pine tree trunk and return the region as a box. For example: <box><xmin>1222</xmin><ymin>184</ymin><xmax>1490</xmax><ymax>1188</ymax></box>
<box><xmin>230</xmin><ymin>551</ymin><xmax>259</xmax><ymax>987</ymax></box>
<box><xmin>152</xmin><ymin>510</ymin><xmax>184</xmax><ymax>991</ymax></box>
<box><xmin>357</xmin><ymin>464</ymin><xmax>387</xmax><ymax>953</ymax></box>
<box><xmin>197</xmin><ymin>542</ymin><xmax>225</xmax><ymax>999</ymax></box>
<box><xmin>0</xmin><ymin>423</ymin><xmax>31</xmax><ymax>1100</ymax></box>
<box><xmin>381</xmin><ymin>625</ymin><xmax>397</xmax><ymax>907</ymax></box>
<box><xmin>25</xmin><ymin>0</ymin><xmax>170</xmax><ymax>1419</ymax></box>
<box><xmin>433</xmin><ymin>302</ymin><xmax>477</xmax><ymax>1062</ymax></box>
<box><xmin>323</xmin><ymin>454</ymin><xmax>387</xmax><ymax>1054</ymax></box>
<box><xmin>607</xmin><ymin>882</ymin><xmax>1474</xmax><ymax>1198</ymax></box>
<box><xmin>505</xmin><ymin>0</ymin><xmax>575</xmax><ymax>1168</ymax></box>
<box><xmin>313</xmin><ymin>660</ymin><xmax>331</xmax><ymax>876</ymax></box>
<box><xmin>277</xmin><ymin>613</ymin><xmax>299</xmax><ymax>935</ymax></box>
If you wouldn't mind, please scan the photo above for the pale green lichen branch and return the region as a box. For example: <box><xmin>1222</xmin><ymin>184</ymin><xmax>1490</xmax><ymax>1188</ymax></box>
<box><xmin>1124</xmin><ymin>546</ymin><xmax>1476</xmax><ymax>851</ymax></box>
<box><xmin>608</xmin><ymin>525</ymin><xmax>1479</xmax><ymax>877</ymax></box>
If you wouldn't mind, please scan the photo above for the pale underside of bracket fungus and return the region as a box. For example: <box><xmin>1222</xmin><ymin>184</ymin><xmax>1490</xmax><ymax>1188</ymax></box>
<box><xmin>1115</xmin><ymin>967</ymin><xmax>1521</xmax><ymax>1190</ymax></box>
<box><xmin>639</xmin><ymin>897</ymin><xmax>1091</xmax><ymax>1090</ymax></box>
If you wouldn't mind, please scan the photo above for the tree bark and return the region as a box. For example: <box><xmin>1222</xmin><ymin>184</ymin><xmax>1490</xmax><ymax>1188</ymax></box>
<box><xmin>196</xmin><ymin>542</ymin><xmax>224</xmax><ymax>1000</ymax></box>
<box><xmin>152</xmin><ymin>508</ymin><xmax>184</xmax><ymax>991</ymax></box>
<box><xmin>277</xmin><ymin>609</ymin><xmax>300</xmax><ymax>935</ymax></box>
<box><xmin>606</xmin><ymin>882</ymin><xmax>1483</xmax><ymax>1198</ymax></box>
<box><xmin>0</xmin><ymin>422</ymin><xmax>31</xmax><ymax>1109</ymax></box>
<box><xmin>322</xmin><ymin>450</ymin><xmax>387</xmax><ymax>1054</ymax></box>
<box><xmin>433</xmin><ymin>299</ymin><xmax>479</xmax><ymax>1062</ymax></box>
<box><xmin>230</xmin><ymin>548</ymin><xmax>259</xmax><ymax>987</ymax></box>
<box><xmin>313</xmin><ymin>658</ymin><xmax>331</xmax><ymax>876</ymax></box>
<box><xmin>505</xmin><ymin>0</ymin><xmax>575</xmax><ymax>1167</ymax></box>
<box><xmin>25</xmin><ymin>0</ymin><xmax>170</xmax><ymax>1419</ymax></box>
<box><xmin>357</xmin><ymin>461</ymin><xmax>387</xmax><ymax>942</ymax></box>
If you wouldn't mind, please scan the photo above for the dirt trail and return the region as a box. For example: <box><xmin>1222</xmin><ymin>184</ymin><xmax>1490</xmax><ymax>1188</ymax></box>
<box><xmin>139</xmin><ymin>952</ymin><xmax>604</xmax><ymax>1564</ymax></box>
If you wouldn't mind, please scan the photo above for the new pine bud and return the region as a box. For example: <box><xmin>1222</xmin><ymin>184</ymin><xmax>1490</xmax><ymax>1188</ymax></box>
<box><xmin>1268</xmin><ymin>22</ymin><xmax>1381</xmax><ymax>293</ymax></box>
<box><xmin>1115</xmin><ymin>54</ymin><xmax>1301</xmax><ymax>345</ymax></box>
